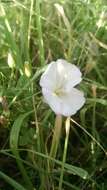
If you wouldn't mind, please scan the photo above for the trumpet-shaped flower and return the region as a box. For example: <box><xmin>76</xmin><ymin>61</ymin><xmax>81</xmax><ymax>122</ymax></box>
<box><xmin>40</xmin><ymin>59</ymin><xmax>85</xmax><ymax>116</ymax></box>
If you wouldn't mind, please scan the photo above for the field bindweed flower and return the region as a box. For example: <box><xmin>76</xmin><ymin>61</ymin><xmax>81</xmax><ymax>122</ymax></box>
<box><xmin>40</xmin><ymin>59</ymin><xmax>85</xmax><ymax>116</ymax></box>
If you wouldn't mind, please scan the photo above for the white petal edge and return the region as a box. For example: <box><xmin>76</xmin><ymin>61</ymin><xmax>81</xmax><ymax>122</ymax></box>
<box><xmin>42</xmin><ymin>87</ymin><xmax>85</xmax><ymax>116</ymax></box>
<box><xmin>60</xmin><ymin>88</ymin><xmax>85</xmax><ymax>116</ymax></box>
<box><xmin>40</xmin><ymin>59</ymin><xmax>82</xmax><ymax>91</ymax></box>
<box><xmin>57</xmin><ymin>59</ymin><xmax>82</xmax><ymax>89</ymax></box>
<box><xmin>40</xmin><ymin>61</ymin><xmax>58</xmax><ymax>90</ymax></box>
<box><xmin>41</xmin><ymin>87</ymin><xmax>62</xmax><ymax>114</ymax></box>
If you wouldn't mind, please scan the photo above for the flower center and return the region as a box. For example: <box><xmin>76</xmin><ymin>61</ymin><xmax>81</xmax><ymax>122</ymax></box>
<box><xmin>53</xmin><ymin>87</ymin><xmax>65</xmax><ymax>97</ymax></box>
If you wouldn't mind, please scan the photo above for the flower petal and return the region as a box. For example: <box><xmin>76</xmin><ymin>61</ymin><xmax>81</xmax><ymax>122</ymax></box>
<box><xmin>40</xmin><ymin>59</ymin><xmax>85</xmax><ymax>116</ymax></box>
<box><xmin>42</xmin><ymin>87</ymin><xmax>85</xmax><ymax>116</ymax></box>
<box><xmin>40</xmin><ymin>59</ymin><xmax>82</xmax><ymax>92</ymax></box>
<box><xmin>57</xmin><ymin>59</ymin><xmax>82</xmax><ymax>90</ymax></box>
<box><xmin>60</xmin><ymin>88</ymin><xmax>85</xmax><ymax>116</ymax></box>
<box><xmin>41</xmin><ymin>87</ymin><xmax>62</xmax><ymax>114</ymax></box>
<box><xmin>40</xmin><ymin>61</ymin><xmax>58</xmax><ymax>90</ymax></box>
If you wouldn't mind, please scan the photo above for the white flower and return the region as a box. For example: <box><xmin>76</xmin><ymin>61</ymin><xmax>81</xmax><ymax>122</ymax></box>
<box><xmin>40</xmin><ymin>59</ymin><xmax>85</xmax><ymax>116</ymax></box>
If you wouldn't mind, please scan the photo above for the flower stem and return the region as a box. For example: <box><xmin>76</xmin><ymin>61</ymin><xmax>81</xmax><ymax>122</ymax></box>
<box><xmin>49</xmin><ymin>115</ymin><xmax>62</xmax><ymax>169</ymax></box>
<box><xmin>58</xmin><ymin>117</ymin><xmax>70</xmax><ymax>190</ymax></box>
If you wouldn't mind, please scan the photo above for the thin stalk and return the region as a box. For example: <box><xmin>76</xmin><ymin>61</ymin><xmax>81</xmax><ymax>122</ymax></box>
<box><xmin>91</xmin><ymin>85</ymin><xmax>97</xmax><ymax>162</ymax></box>
<box><xmin>31</xmin><ymin>83</ymin><xmax>42</xmax><ymax>187</ymax></box>
<box><xmin>26</xmin><ymin>0</ymin><xmax>34</xmax><ymax>77</ymax></box>
<box><xmin>31</xmin><ymin>83</ymin><xmax>48</xmax><ymax>190</ymax></box>
<box><xmin>91</xmin><ymin>101</ymin><xmax>96</xmax><ymax>163</ymax></box>
<box><xmin>58</xmin><ymin>117</ymin><xmax>70</xmax><ymax>190</ymax></box>
<box><xmin>36</xmin><ymin>0</ymin><xmax>45</xmax><ymax>66</ymax></box>
<box><xmin>28</xmin><ymin>0</ymin><xmax>34</xmax><ymax>49</ymax></box>
<box><xmin>91</xmin><ymin>85</ymin><xmax>97</xmax><ymax>190</ymax></box>
<box><xmin>20</xmin><ymin>0</ymin><xmax>33</xmax><ymax>77</ymax></box>
<box><xmin>31</xmin><ymin>83</ymin><xmax>41</xmax><ymax>153</ymax></box>
<box><xmin>70</xmin><ymin>118</ymin><xmax>106</xmax><ymax>155</ymax></box>
<box><xmin>49</xmin><ymin>115</ymin><xmax>62</xmax><ymax>169</ymax></box>
<box><xmin>8</xmin><ymin>68</ymin><xmax>15</xmax><ymax>88</ymax></box>
<box><xmin>91</xmin><ymin>100</ymin><xmax>96</xmax><ymax>190</ymax></box>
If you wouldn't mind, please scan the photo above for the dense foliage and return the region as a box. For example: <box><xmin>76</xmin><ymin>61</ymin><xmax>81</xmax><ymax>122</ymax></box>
<box><xmin>0</xmin><ymin>0</ymin><xmax>107</xmax><ymax>189</ymax></box>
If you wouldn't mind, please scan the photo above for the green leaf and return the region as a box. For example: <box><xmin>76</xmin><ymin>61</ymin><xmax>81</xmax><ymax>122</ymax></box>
<box><xmin>0</xmin><ymin>171</ymin><xmax>26</xmax><ymax>190</ymax></box>
<box><xmin>65</xmin><ymin>163</ymin><xmax>89</xmax><ymax>179</ymax></box>
<box><xmin>9</xmin><ymin>66</ymin><xmax>47</xmax><ymax>107</ymax></box>
<box><xmin>17</xmin><ymin>149</ymin><xmax>89</xmax><ymax>180</ymax></box>
<box><xmin>10</xmin><ymin>112</ymin><xmax>33</xmax><ymax>189</ymax></box>
<box><xmin>87</xmin><ymin>98</ymin><xmax>107</xmax><ymax>106</ymax></box>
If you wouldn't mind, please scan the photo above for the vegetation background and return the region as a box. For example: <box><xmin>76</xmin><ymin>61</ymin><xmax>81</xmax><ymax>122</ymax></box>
<box><xmin>0</xmin><ymin>0</ymin><xmax>107</xmax><ymax>189</ymax></box>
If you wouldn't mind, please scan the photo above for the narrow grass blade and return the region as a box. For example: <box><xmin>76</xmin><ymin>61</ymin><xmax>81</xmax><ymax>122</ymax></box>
<box><xmin>36</xmin><ymin>0</ymin><xmax>45</xmax><ymax>66</ymax></box>
<box><xmin>0</xmin><ymin>171</ymin><xmax>26</xmax><ymax>190</ymax></box>
<box><xmin>10</xmin><ymin>112</ymin><xmax>34</xmax><ymax>189</ymax></box>
<box><xmin>22</xmin><ymin>149</ymin><xmax>89</xmax><ymax>180</ymax></box>
<box><xmin>0</xmin><ymin>4</ymin><xmax>23</xmax><ymax>72</ymax></box>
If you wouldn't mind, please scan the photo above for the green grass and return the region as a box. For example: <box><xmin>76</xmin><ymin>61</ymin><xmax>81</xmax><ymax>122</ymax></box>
<box><xmin>0</xmin><ymin>0</ymin><xmax>107</xmax><ymax>190</ymax></box>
